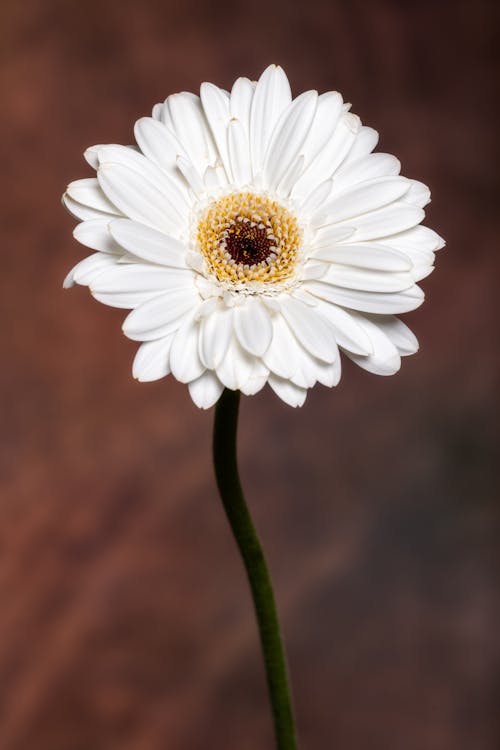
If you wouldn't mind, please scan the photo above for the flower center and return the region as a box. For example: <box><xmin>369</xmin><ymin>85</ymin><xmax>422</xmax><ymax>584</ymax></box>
<box><xmin>196</xmin><ymin>192</ymin><xmax>302</xmax><ymax>288</ymax></box>
<box><xmin>224</xmin><ymin>218</ymin><xmax>274</xmax><ymax>266</ymax></box>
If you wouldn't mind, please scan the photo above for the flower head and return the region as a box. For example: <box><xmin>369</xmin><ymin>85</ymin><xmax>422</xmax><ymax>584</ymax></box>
<box><xmin>63</xmin><ymin>64</ymin><xmax>444</xmax><ymax>408</ymax></box>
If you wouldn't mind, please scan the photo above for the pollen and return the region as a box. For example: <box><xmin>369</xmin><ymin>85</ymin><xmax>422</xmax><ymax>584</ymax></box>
<box><xmin>196</xmin><ymin>192</ymin><xmax>302</xmax><ymax>288</ymax></box>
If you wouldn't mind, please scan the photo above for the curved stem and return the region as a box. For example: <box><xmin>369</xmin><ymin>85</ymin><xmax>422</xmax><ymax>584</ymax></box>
<box><xmin>213</xmin><ymin>388</ymin><xmax>298</xmax><ymax>750</ymax></box>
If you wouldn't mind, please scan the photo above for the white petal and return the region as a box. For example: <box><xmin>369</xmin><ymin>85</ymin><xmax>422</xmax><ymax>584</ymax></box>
<box><xmin>122</xmin><ymin>288</ymin><xmax>199</xmax><ymax>341</ymax></box>
<box><xmin>291</xmin><ymin>287</ymin><xmax>321</xmax><ymax>307</ymax></box>
<box><xmin>195</xmin><ymin>297</ymin><xmax>219</xmax><ymax>319</ymax></box>
<box><xmin>67</xmin><ymin>178</ymin><xmax>117</xmax><ymax>213</ymax></box>
<box><xmin>151</xmin><ymin>103</ymin><xmax>163</xmax><ymax>121</ymax></box>
<box><xmin>299</xmin><ymin>179</ymin><xmax>333</xmax><ymax>216</ymax></box>
<box><xmin>73</xmin><ymin>219</ymin><xmax>122</xmax><ymax>254</ymax></box>
<box><xmin>314</xmin><ymin>358</ymin><xmax>341</xmax><ymax>388</ymax></box>
<box><xmin>175</xmin><ymin>154</ymin><xmax>206</xmax><ymax>195</ymax></box>
<box><xmin>290</xmin><ymin>347</ymin><xmax>339</xmax><ymax>389</ymax></box>
<box><xmin>279</xmin><ymin>296</ymin><xmax>337</xmax><ymax>363</ymax></box>
<box><xmin>215</xmin><ymin>337</ymin><xmax>258</xmax><ymax>391</ymax></box>
<box><xmin>290</xmin><ymin>360</ymin><xmax>319</xmax><ymax>388</ymax></box>
<box><xmin>261</xmin><ymin>296</ymin><xmax>282</xmax><ymax>313</ymax></box>
<box><xmin>343</xmin><ymin>314</ymin><xmax>401</xmax><ymax>375</ymax></box>
<box><xmin>239</xmin><ymin>357</ymin><xmax>269</xmax><ymax>396</ymax></box>
<box><xmin>203</xmin><ymin>164</ymin><xmax>226</xmax><ymax>190</ymax></box>
<box><xmin>376</xmin><ymin>227</ymin><xmax>443</xmax><ymax>280</ymax></box>
<box><xmin>84</xmin><ymin>145</ymin><xmax>103</xmax><ymax>169</ymax></box>
<box><xmin>97</xmin><ymin>163</ymin><xmax>183</xmax><ymax>235</ymax></box>
<box><xmin>90</xmin><ymin>264</ymin><xmax>193</xmax><ymax>296</ymax></box>
<box><xmin>196</xmin><ymin>278</ymin><xmax>221</xmax><ymax>301</ymax></box>
<box><xmin>186</xmin><ymin>250</ymin><xmax>206</xmax><ymax>273</ymax></box>
<box><xmin>331</xmin><ymin>202</ymin><xmax>425</xmax><ymax>242</ymax></box>
<box><xmin>381</xmin><ymin>225</ymin><xmax>444</xmax><ymax>253</ymax></box>
<box><xmin>314</xmin><ymin>177</ymin><xmax>410</xmax><ymax>226</ymax></box>
<box><xmin>263</xmin><ymin>90</ymin><xmax>317</xmax><ymax>190</ymax></box>
<box><xmin>277</xmin><ymin>155</ymin><xmax>305</xmax><ymax>198</ymax></box>
<box><xmin>134</xmin><ymin>117</ymin><xmax>190</xmax><ymax>185</ymax></box>
<box><xmin>291</xmin><ymin>113</ymin><xmax>360</xmax><ymax>200</ymax></box>
<box><xmin>305</xmin><ymin>280</ymin><xmax>424</xmax><ymax>314</ymax></box>
<box><xmin>268</xmin><ymin>376</ymin><xmax>307</xmax><ymax>408</ymax></box>
<box><xmin>97</xmin><ymin>144</ymin><xmax>189</xmax><ymax>217</ymax></box>
<box><xmin>109</xmin><ymin>219</ymin><xmax>188</xmax><ymax>267</ymax></box>
<box><xmin>199</xmin><ymin>306</ymin><xmax>234</xmax><ymax>368</ymax></box>
<box><xmin>166</xmin><ymin>92</ymin><xmax>217</xmax><ymax>172</ymax></box>
<box><xmin>312</xmin><ymin>225</ymin><xmax>356</xmax><ymax>248</ymax></box>
<box><xmin>289</xmin><ymin>348</ymin><xmax>323</xmax><ymax>388</ymax></box>
<box><xmin>228</xmin><ymin>118</ymin><xmax>252</xmax><ymax>185</ymax></box>
<box><xmin>188</xmin><ymin>371</ymin><xmax>224</xmax><ymax>409</ymax></box>
<box><xmin>63</xmin><ymin>252</ymin><xmax>118</xmax><ymax>289</ymax></box>
<box><xmin>312</xmin><ymin>242</ymin><xmax>412</xmax><ymax>272</ymax></box>
<box><xmin>200</xmin><ymin>83</ymin><xmax>232</xmax><ymax>180</ymax></box>
<box><xmin>230</xmin><ymin>77</ymin><xmax>254</xmax><ymax>133</ymax></box>
<box><xmin>250</xmin><ymin>65</ymin><xmax>292</xmax><ymax>176</ymax></box>
<box><xmin>62</xmin><ymin>193</ymin><xmax>120</xmax><ymax>222</ymax></box>
<box><xmin>366</xmin><ymin>315</ymin><xmax>418</xmax><ymax>355</ymax></box>
<box><xmin>409</xmin><ymin>256</ymin><xmax>436</xmax><ymax>279</ymax></box>
<box><xmin>396</xmin><ymin>247</ymin><xmax>434</xmax><ymax>270</ymax></box>
<box><xmin>91</xmin><ymin>267</ymin><xmax>193</xmax><ymax>310</ymax></box>
<box><xmin>411</xmin><ymin>263</ymin><xmax>435</xmax><ymax>282</ymax></box>
<box><xmin>322</xmin><ymin>265</ymin><xmax>414</xmax><ymax>293</ymax></box>
<box><xmin>403</xmin><ymin>180</ymin><xmax>431</xmax><ymax>207</ymax></box>
<box><xmin>299</xmin><ymin>91</ymin><xmax>344</xmax><ymax>169</ymax></box>
<box><xmin>314</xmin><ymin>301</ymin><xmax>372</xmax><ymax>355</ymax></box>
<box><xmin>169</xmin><ymin>315</ymin><xmax>204</xmax><ymax>383</ymax></box>
<box><xmin>332</xmin><ymin>153</ymin><xmax>401</xmax><ymax>194</ymax></box>
<box><xmin>156</xmin><ymin>101</ymin><xmax>174</xmax><ymax>128</ymax></box>
<box><xmin>300</xmin><ymin>261</ymin><xmax>329</xmax><ymax>281</ymax></box>
<box><xmin>262</xmin><ymin>313</ymin><xmax>300</xmax><ymax>379</ymax></box>
<box><xmin>342</xmin><ymin>126</ymin><xmax>379</xmax><ymax>164</ymax></box>
<box><xmin>320</xmin><ymin>356</ymin><xmax>342</xmax><ymax>387</ymax></box>
<box><xmin>234</xmin><ymin>298</ymin><xmax>273</xmax><ymax>357</ymax></box>
<box><xmin>92</xmin><ymin>290</ymin><xmax>157</xmax><ymax>309</ymax></box>
<box><xmin>133</xmin><ymin>335</ymin><xmax>174</xmax><ymax>381</ymax></box>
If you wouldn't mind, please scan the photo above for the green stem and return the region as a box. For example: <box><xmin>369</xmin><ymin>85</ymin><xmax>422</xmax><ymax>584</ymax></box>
<box><xmin>213</xmin><ymin>388</ymin><xmax>298</xmax><ymax>750</ymax></box>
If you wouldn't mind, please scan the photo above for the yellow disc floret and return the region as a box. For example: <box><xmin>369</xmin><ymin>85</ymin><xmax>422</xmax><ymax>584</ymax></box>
<box><xmin>196</xmin><ymin>192</ymin><xmax>302</xmax><ymax>289</ymax></box>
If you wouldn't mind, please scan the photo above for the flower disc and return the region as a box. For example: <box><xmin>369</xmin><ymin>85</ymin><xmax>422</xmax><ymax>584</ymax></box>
<box><xmin>196</xmin><ymin>192</ymin><xmax>302</xmax><ymax>289</ymax></box>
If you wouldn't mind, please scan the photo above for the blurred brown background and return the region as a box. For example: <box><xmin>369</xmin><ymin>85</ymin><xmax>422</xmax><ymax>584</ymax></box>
<box><xmin>1</xmin><ymin>0</ymin><xmax>499</xmax><ymax>748</ymax></box>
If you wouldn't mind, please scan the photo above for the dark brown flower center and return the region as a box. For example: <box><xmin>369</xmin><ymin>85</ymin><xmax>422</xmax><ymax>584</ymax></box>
<box><xmin>223</xmin><ymin>217</ymin><xmax>275</xmax><ymax>266</ymax></box>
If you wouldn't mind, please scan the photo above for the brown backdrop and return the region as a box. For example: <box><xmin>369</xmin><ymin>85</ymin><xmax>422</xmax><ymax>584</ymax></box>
<box><xmin>1</xmin><ymin>0</ymin><xmax>499</xmax><ymax>748</ymax></box>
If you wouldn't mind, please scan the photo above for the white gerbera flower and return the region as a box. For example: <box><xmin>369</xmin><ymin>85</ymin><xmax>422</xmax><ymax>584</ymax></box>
<box><xmin>63</xmin><ymin>64</ymin><xmax>444</xmax><ymax>409</ymax></box>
